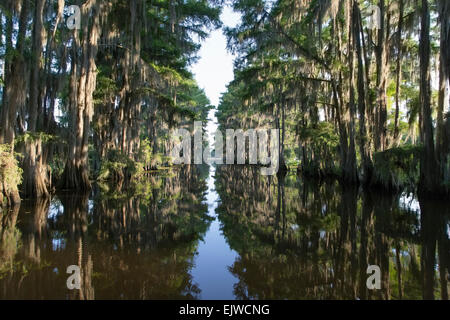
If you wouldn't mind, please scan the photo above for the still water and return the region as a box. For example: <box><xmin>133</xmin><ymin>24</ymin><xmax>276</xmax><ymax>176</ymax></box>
<box><xmin>0</xmin><ymin>165</ymin><xmax>449</xmax><ymax>300</ymax></box>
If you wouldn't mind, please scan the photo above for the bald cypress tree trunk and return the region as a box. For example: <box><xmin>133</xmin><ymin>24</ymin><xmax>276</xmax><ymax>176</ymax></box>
<box><xmin>0</xmin><ymin>0</ymin><xmax>28</xmax><ymax>146</ymax></box>
<box><xmin>0</xmin><ymin>0</ymin><xmax>28</xmax><ymax>206</ymax></box>
<box><xmin>60</xmin><ymin>1</ymin><xmax>102</xmax><ymax>191</ymax></box>
<box><xmin>375</xmin><ymin>0</ymin><xmax>389</xmax><ymax>152</ymax></box>
<box><xmin>394</xmin><ymin>0</ymin><xmax>404</xmax><ymax>143</ymax></box>
<box><xmin>437</xmin><ymin>0</ymin><xmax>450</xmax><ymax>186</ymax></box>
<box><xmin>22</xmin><ymin>0</ymin><xmax>49</xmax><ymax>199</ymax></box>
<box><xmin>353</xmin><ymin>2</ymin><xmax>373</xmax><ymax>185</ymax></box>
<box><xmin>345</xmin><ymin>0</ymin><xmax>358</xmax><ymax>184</ymax></box>
<box><xmin>419</xmin><ymin>0</ymin><xmax>439</xmax><ymax>195</ymax></box>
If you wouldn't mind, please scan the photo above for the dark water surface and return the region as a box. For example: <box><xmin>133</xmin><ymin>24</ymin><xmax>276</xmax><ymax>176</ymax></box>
<box><xmin>0</xmin><ymin>165</ymin><xmax>449</xmax><ymax>300</ymax></box>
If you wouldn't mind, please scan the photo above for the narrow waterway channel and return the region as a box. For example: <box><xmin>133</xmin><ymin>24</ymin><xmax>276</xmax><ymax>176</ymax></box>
<box><xmin>190</xmin><ymin>164</ymin><xmax>239</xmax><ymax>299</ymax></box>
<box><xmin>190</xmin><ymin>108</ymin><xmax>239</xmax><ymax>300</ymax></box>
<box><xmin>188</xmin><ymin>6</ymin><xmax>241</xmax><ymax>299</ymax></box>
<box><xmin>0</xmin><ymin>4</ymin><xmax>448</xmax><ymax>301</ymax></box>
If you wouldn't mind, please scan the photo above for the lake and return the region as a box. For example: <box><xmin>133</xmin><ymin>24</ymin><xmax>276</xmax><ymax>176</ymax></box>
<box><xmin>0</xmin><ymin>164</ymin><xmax>448</xmax><ymax>300</ymax></box>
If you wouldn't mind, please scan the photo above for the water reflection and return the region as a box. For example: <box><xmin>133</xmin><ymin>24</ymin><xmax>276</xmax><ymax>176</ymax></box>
<box><xmin>215</xmin><ymin>165</ymin><xmax>449</xmax><ymax>300</ymax></box>
<box><xmin>0</xmin><ymin>165</ymin><xmax>211</xmax><ymax>299</ymax></box>
<box><xmin>0</xmin><ymin>165</ymin><xmax>449</xmax><ymax>300</ymax></box>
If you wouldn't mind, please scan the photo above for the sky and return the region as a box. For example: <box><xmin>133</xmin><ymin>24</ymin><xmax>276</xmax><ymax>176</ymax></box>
<box><xmin>191</xmin><ymin>6</ymin><xmax>241</xmax><ymax>108</ymax></box>
<box><xmin>189</xmin><ymin>7</ymin><xmax>242</xmax><ymax>298</ymax></box>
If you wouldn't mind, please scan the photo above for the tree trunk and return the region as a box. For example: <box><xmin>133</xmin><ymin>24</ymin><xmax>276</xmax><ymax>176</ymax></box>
<box><xmin>0</xmin><ymin>0</ymin><xmax>28</xmax><ymax>205</ymax></box>
<box><xmin>344</xmin><ymin>0</ymin><xmax>358</xmax><ymax>183</ymax></box>
<box><xmin>375</xmin><ymin>0</ymin><xmax>389</xmax><ymax>152</ymax></box>
<box><xmin>437</xmin><ymin>0</ymin><xmax>450</xmax><ymax>185</ymax></box>
<box><xmin>22</xmin><ymin>137</ymin><xmax>49</xmax><ymax>198</ymax></box>
<box><xmin>393</xmin><ymin>0</ymin><xmax>404</xmax><ymax>143</ymax></box>
<box><xmin>354</xmin><ymin>2</ymin><xmax>373</xmax><ymax>184</ymax></box>
<box><xmin>0</xmin><ymin>0</ymin><xmax>28</xmax><ymax>145</ymax></box>
<box><xmin>419</xmin><ymin>0</ymin><xmax>439</xmax><ymax>195</ymax></box>
<box><xmin>22</xmin><ymin>0</ymin><xmax>49</xmax><ymax>199</ymax></box>
<box><xmin>60</xmin><ymin>1</ymin><xmax>102</xmax><ymax>191</ymax></box>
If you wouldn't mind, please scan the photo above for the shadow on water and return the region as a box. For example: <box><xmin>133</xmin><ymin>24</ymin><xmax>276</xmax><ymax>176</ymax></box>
<box><xmin>0</xmin><ymin>165</ymin><xmax>449</xmax><ymax>300</ymax></box>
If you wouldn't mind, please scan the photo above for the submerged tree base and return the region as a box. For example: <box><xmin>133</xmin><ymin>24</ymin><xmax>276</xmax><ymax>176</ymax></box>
<box><xmin>59</xmin><ymin>162</ymin><xmax>92</xmax><ymax>192</ymax></box>
<box><xmin>293</xmin><ymin>144</ymin><xmax>450</xmax><ymax>198</ymax></box>
<box><xmin>21</xmin><ymin>138</ymin><xmax>50</xmax><ymax>199</ymax></box>
<box><xmin>0</xmin><ymin>145</ymin><xmax>23</xmax><ymax>207</ymax></box>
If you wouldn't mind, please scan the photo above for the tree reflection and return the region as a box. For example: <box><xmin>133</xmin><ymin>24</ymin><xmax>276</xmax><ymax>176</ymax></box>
<box><xmin>215</xmin><ymin>165</ymin><xmax>449</xmax><ymax>300</ymax></box>
<box><xmin>0</xmin><ymin>165</ymin><xmax>211</xmax><ymax>299</ymax></box>
<box><xmin>0</xmin><ymin>205</ymin><xmax>20</xmax><ymax>276</ymax></box>
<box><xmin>1</xmin><ymin>165</ymin><xmax>448</xmax><ymax>300</ymax></box>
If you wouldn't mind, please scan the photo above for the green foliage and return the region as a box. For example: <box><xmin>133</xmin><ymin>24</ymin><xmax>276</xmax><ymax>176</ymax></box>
<box><xmin>97</xmin><ymin>149</ymin><xmax>140</xmax><ymax>182</ymax></box>
<box><xmin>219</xmin><ymin>0</ymin><xmax>449</xmax><ymax>193</ymax></box>
<box><xmin>94</xmin><ymin>68</ymin><xmax>118</xmax><ymax>106</ymax></box>
<box><xmin>298</xmin><ymin>122</ymin><xmax>340</xmax><ymax>176</ymax></box>
<box><xmin>299</xmin><ymin>122</ymin><xmax>339</xmax><ymax>148</ymax></box>
<box><xmin>373</xmin><ymin>146</ymin><xmax>422</xmax><ymax>191</ymax></box>
<box><xmin>0</xmin><ymin>145</ymin><xmax>23</xmax><ymax>199</ymax></box>
<box><xmin>14</xmin><ymin>132</ymin><xmax>58</xmax><ymax>145</ymax></box>
<box><xmin>138</xmin><ymin>138</ymin><xmax>153</xmax><ymax>165</ymax></box>
<box><xmin>137</xmin><ymin>138</ymin><xmax>171</xmax><ymax>171</ymax></box>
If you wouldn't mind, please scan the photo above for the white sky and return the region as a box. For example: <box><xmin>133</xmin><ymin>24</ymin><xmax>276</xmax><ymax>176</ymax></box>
<box><xmin>191</xmin><ymin>6</ymin><xmax>241</xmax><ymax>107</ymax></box>
<box><xmin>191</xmin><ymin>5</ymin><xmax>241</xmax><ymax>146</ymax></box>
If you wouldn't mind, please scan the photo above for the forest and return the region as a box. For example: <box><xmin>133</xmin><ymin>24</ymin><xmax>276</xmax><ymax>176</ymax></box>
<box><xmin>218</xmin><ymin>0</ymin><xmax>450</xmax><ymax>195</ymax></box>
<box><xmin>0</xmin><ymin>0</ymin><xmax>449</xmax><ymax>202</ymax></box>
<box><xmin>0</xmin><ymin>0</ymin><xmax>220</xmax><ymax>206</ymax></box>
<box><xmin>0</xmin><ymin>0</ymin><xmax>449</xmax><ymax>301</ymax></box>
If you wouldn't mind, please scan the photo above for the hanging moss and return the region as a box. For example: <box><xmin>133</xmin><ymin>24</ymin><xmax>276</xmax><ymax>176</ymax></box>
<box><xmin>97</xmin><ymin>149</ymin><xmax>139</xmax><ymax>183</ymax></box>
<box><xmin>298</xmin><ymin>122</ymin><xmax>340</xmax><ymax>178</ymax></box>
<box><xmin>372</xmin><ymin>146</ymin><xmax>422</xmax><ymax>191</ymax></box>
